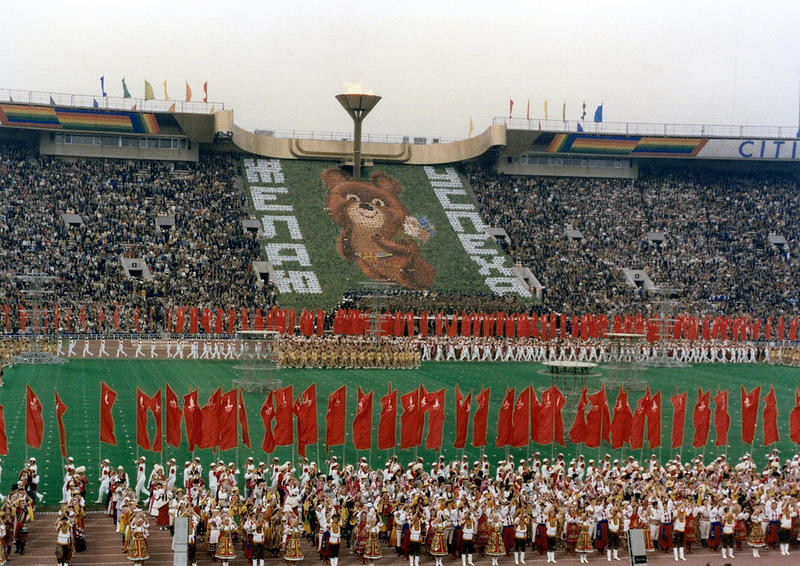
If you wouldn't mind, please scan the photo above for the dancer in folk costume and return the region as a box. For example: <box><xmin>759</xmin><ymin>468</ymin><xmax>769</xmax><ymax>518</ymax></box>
<box><xmin>607</xmin><ymin>507</ymin><xmax>622</xmax><ymax>562</ymax></box>
<box><xmin>408</xmin><ymin>515</ymin><xmax>425</xmax><ymax>566</ymax></box>
<box><xmin>720</xmin><ymin>508</ymin><xmax>736</xmax><ymax>559</ymax></box>
<box><xmin>125</xmin><ymin>513</ymin><xmax>150</xmax><ymax>564</ymax></box>
<box><xmin>54</xmin><ymin>515</ymin><xmax>72</xmax><ymax>566</ymax></box>
<box><xmin>485</xmin><ymin>514</ymin><xmax>506</xmax><ymax>566</ymax></box>
<box><xmin>544</xmin><ymin>510</ymin><xmax>560</xmax><ymax>564</ymax></box>
<box><xmin>513</xmin><ymin>510</ymin><xmax>529</xmax><ymax>564</ymax></box>
<box><xmin>215</xmin><ymin>513</ymin><xmax>237</xmax><ymax>565</ymax></box>
<box><xmin>284</xmin><ymin>515</ymin><xmax>304</xmax><ymax>562</ymax></box>
<box><xmin>327</xmin><ymin>515</ymin><xmax>342</xmax><ymax>566</ymax></box>
<box><xmin>461</xmin><ymin>514</ymin><xmax>476</xmax><ymax>566</ymax></box>
<box><xmin>574</xmin><ymin>512</ymin><xmax>593</xmax><ymax>564</ymax></box>
<box><xmin>363</xmin><ymin>516</ymin><xmax>384</xmax><ymax>564</ymax></box>
<box><xmin>748</xmin><ymin>506</ymin><xmax>766</xmax><ymax>558</ymax></box>
<box><xmin>671</xmin><ymin>505</ymin><xmax>687</xmax><ymax>562</ymax></box>
<box><xmin>429</xmin><ymin>515</ymin><xmax>448</xmax><ymax>566</ymax></box>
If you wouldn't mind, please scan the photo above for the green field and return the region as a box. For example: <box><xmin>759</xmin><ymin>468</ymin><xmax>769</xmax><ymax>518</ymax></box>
<box><xmin>3</xmin><ymin>360</ymin><xmax>800</xmax><ymax>504</ymax></box>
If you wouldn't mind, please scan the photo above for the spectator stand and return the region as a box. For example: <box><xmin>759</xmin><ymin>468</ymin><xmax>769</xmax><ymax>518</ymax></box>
<box><xmin>232</xmin><ymin>329</ymin><xmax>281</xmax><ymax>392</ymax></box>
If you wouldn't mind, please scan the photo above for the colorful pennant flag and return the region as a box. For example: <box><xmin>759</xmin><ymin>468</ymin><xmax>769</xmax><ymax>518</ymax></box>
<box><xmin>144</xmin><ymin>80</ymin><xmax>155</xmax><ymax>101</ymax></box>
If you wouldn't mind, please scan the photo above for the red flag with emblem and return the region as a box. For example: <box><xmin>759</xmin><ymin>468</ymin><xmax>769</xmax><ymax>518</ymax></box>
<box><xmin>136</xmin><ymin>387</ymin><xmax>152</xmax><ymax>451</ymax></box>
<box><xmin>530</xmin><ymin>387</ymin><xmax>542</xmax><ymax>443</ymax></box>
<box><xmin>472</xmin><ymin>387</ymin><xmax>490</xmax><ymax>448</ymax></box>
<box><xmin>629</xmin><ymin>388</ymin><xmax>651</xmax><ymax>450</ymax></box>
<box><xmin>0</xmin><ymin>406</ymin><xmax>7</xmax><ymax>455</ymax></box>
<box><xmin>352</xmin><ymin>387</ymin><xmax>373</xmax><ymax>450</ymax></box>
<box><xmin>740</xmin><ymin>385</ymin><xmax>761</xmax><ymax>445</ymax></box>
<box><xmin>762</xmin><ymin>385</ymin><xmax>779</xmax><ymax>446</ymax></box>
<box><xmin>325</xmin><ymin>385</ymin><xmax>347</xmax><ymax>451</ymax></box>
<box><xmin>165</xmin><ymin>384</ymin><xmax>182</xmax><ymax>448</ymax></box>
<box><xmin>584</xmin><ymin>386</ymin><xmax>611</xmax><ymax>448</ymax></box>
<box><xmin>100</xmin><ymin>381</ymin><xmax>117</xmax><ymax>446</ymax></box>
<box><xmin>454</xmin><ymin>386</ymin><xmax>472</xmax><ymax>449</ymax></box>
<box><xmin>790</xmin><ymin>388</ymin><xmax>800</xmax><ymax>445</ymax></box>
<box><xmin>510</xmin><ymin>387</ymin><xmax>530</xmax><ymax>448</ymax></box>
<box><xmin>182</xmin><ymin>389</ymin><xmax>201</xmax><ymax>451</ymax></box>
<box><xmin>424</xmin><ymin>388</ymin><xmax>446</xmax><ymax>450</ymax></box>
<box><xmin>496</xmin><ymin>388</ymin><xmax>515</xmax><ymax>447</ymax></box>
<box><xmin>260</xmin><ymin>391</ymin><xmax>276</xmax><ymax>453</ymax></box>
<box><xmin>217</xmin><ymin>389</ymin><xmax>238</xmax><ymax>451</ymax></box>
<box><xmin>692</xmin><ymin>388</ymin><xmax>711</xmax><ymax>448</ymax></box>
<box><xmin>55</xmin><ymin>391</ymin><xmax>68</xmax><ymax>457</ymax></box>
<box><xmin>199</xmin><ymin>388</ymin><xmax>221</xmax><ymax>449</ymax></box>
<box><xmin>400</xmin><ymin>389</ymin><xmax>422</xmax><ymax>449</ymax></box>
<box><xmin>273</xmin><ymin>385</ymin><xmax>294</xmax><ymax>446</ymax></box>
<box><xmin>294</xmin><ymin>384</ymin><xmax>318</xmax><ymax>457</ymax></box>
<box><xmin>671</xmin><ymin>391</ymin><xmax>687</xmax><ymax>448</ymax></box>
<box><xmin>238</xmin><ymin>389</ymin><xmax>250</xmax><ymax>448</ymax></box>
<box><xmin>647</xmin><ymin>390</ymin><xmax>661</xmax><ymax>448</ymax></box>
<box><xmin>537</xmin><ymin>386</ymin><xmax>566</xmax><ymax>446</ymax></box>
<box><xmin>611</xmin><ymin>388</ymin><xmax>633</xmax><ymax>449</ymax></box>
<box><xmin>378</xmin><ymin>388</ymin><xmax>397</xmax><ymax>450</ymax></box>
<box><xmin>713</xmin><ymin>388</ymin><xmax>730</xmax><ymax>447</ymax></box>
<box><xmin>569</xmin><ymin>388</ymin><xmax>589</xmax><ymax>445</ymax></box>
<box><xmin>149</xmin><ymin>389</ymin><xmax>163</xmax><ymax>452</ymax></box>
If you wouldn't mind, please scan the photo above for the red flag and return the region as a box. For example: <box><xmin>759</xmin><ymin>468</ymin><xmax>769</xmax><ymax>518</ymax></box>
<box><xmin>569</xmin><ymin>388</ymin><xmax>589</xmax><ymax>445</ymax></box>
<box><xmin>762</xmin><ymin>386</ymin><xmax>779</xmax><ymax>446</ymax></box>
<box><xmin>326</xmin><ymin>385</ymin><xmax>347</xmax><ymax>451</ymax></box>
<box><xmin>100</xmin><ymin>381</ymin><xmax>117</xmax><ymax>445</ymax></box>
<box><xmin>629</xmin><ymin>389</ymin><xmax>651</xmax><ymax>450</ymax></box>
<box><xmin>378</xmin><ymin>388</ymin><xmax>397</xmax><ymax>450</ymax></box>
<box><xmin>647</xmin><ymin>391</ymin><xmax>661</xmax><ymax>448</ymax></box>
<box><xmin>294</xmin><ymin>384</ymin><xmax>318</xmax><ymax>457</ymax></box>
<box><xmin>55</xmin><ymin>391</ymin><xmax>68</xmax><ymax>458</ymax></box>
<box><xmin>537</xmin><ymin>386</ymin><xmax>566</xmax><ymax>446</ymax></box>
<box><xmin>165</xmin><ymin>384</ymin><xmax>182</xmax><ymax>448</ymax></box>
<box><xmin>454</xmin><ymin>386</ymin><xmax>472</xmax><ymax>449</ymax></box>
<box><xmin>199</xmin><ymin>388</ymin><xmax>221</xmax><ymax>449</ymax></box>
<box><xmin>713</xmin><ymin>388</ymin><xmax>730</xmax><ymax>446</ymax></box>
<box><xmin>472</xmin><ymin>387</ymin><xmax>490</xmax><ymax>448</ymax></box>
<box><xmin>261</xmin><ymin>391</ymin><xmax>276</xmax><ymax>453</ymax></box>
<box><xmin>352</xmin><ymin>387</ymin><xmax>373</xmax><ymax>450</ymax></box>
<box><xmin>671</xmin><ymin>391</ymin><xmax>688</xmax><ymax>448</ymax></box>
<box><xmin>0</xmin><ymin>406</ymin><xmax>7</xmax><ymax>455</ymax></box>
<box><xmin>273</xmin><ymin>385</ymin><xmax>294</xmax><ymax>446</ymax></box>
<box><xmin>530</xmin><ymin>387</ymin><xmax>542</xmax><ymax>443</ymax></box>
<box><xmin>584</xmin><ymin>386</ymin><xmax>611</xmax><ymax>448</ymax></box>
<box><xmin>400</xmin><ymin>388</ymin><xmax>423</xmax><ymax>449</ymax></box>
<box><xmin>239</xmin><ymin>390</ymin><xmax>250</xmax><ymax>448</ymax></box>
<box><xmin>218</xmin><ymin>389</ymin><xmax>238</xmax><ymax>451</ymax></box>
<box><xmin>510</xmin><ymin>387</ymin><xmax>530</xmax><ymax>447</ymax></box>
<box><xmin>25</xmin><ymin>385</ymin><xmax>44</xmax><ymax>447</ymax></box>
<box><xmin>691</xmin><ymin>388</ymin><xmax>711</xmax><ymax>448</ymax></box>
<box><xmin>136</xmin><ymin>387</ymin><xmax>152</xmax><ymax>451</ymax></box>
<box><xmin>740</xmin><ymin>385</ymin><xmax>761</xmax><ymax>445</ymax></box>
<box><xmin>495</xmin><ymin>388</ymin><xmax>515</xmax><ymax>447</ymax></box>
<box><xmin>149</xmin><ymin>389</ymin><xmax>163</xmax><ymax>452</ymax></box>
<box><xmin>790</xmin><ymin>388</ymin><xmax>800</xmax><ymax>445</ymax></box>
<box><xmin>182</xmin><ymin>390</ymin><xmax>201</xmax><ymax>451</ymax></box>
<box><xmin>203</xmin><ymin>81</ymin><xmax>208</xmax><ymax>103</ymax></box>
<box><xmin>610</xmin><ymin>388</ymin><xmax>633</xmax><ymax>449</ymax></box>
<box><xmin>424</xmin><ymin>388</ymin><xmax>446</xmax><ymax>450</ymax></box>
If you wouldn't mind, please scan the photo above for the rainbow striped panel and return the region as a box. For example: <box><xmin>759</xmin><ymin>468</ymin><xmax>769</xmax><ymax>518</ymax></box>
<box><xmin>0</xmin><ymin>104</ymin><xmax>60</xmax><ymax>128</ymax></box>
<box><xmin>546</xmin><ymin>133</ymin><xmax>570</xmax><ymax>153</ymax></box>
<box><xmin>568</xmin><ymin>135</ymin><xmax>641</xmax><ymax>154</ymax></box>
<box><xmin>55</xmin><ymin>108</ymin><xmax>136</xmax><ymax>132</ymax></box>
<box><xmin>631</xmin><ymin>137</ymin><xmax>708</xmax><ymax>156</ymax></box>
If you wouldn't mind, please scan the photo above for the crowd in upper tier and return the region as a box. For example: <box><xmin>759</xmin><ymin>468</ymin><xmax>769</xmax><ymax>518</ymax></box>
<box><xmin>465</xmin><ymin>164</ymin><xmax>800</xmax><ymax>318</ymax></box>
<box><xmin>0</xmin><ymin>142</ymin><xmax>276</xmax><ymax>332</ymax></box>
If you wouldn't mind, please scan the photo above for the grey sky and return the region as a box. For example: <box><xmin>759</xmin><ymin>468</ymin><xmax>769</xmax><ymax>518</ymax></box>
<box><xmin>3</xmin><ymin>0</ymin><xmax>799</xmax><ymax>139</ymax></box>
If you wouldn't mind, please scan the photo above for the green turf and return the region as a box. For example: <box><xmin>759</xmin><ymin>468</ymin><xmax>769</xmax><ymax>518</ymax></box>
<box><xmin>245</xmin><ymin>158</ymin><xmax>527</xmax><ymax>311</ymax></box>
<box><xmin>3</xmin><ymin>360</ymin><xmax>800</xmax><ymax>504</ymax></box>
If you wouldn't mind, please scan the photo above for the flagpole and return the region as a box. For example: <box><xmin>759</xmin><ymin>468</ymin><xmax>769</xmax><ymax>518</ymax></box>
<box><xmin>161</xmin><ymin>386</ymin><xmax>165</xmax><ymax>472</ymax></box>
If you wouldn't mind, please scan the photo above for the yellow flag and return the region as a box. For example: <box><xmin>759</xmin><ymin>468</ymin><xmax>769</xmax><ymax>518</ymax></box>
<box><xmin>209</xmin><ymin>105</ymin><xmax>215</xmax><ymax>114</ymax></box>
<box><xmin>544</xmin><ymin>100</ymin><xmax>548</xmax><ymax>120</ymax></box>
<box><xmin>185</xmin><ymin>82</ymin><xmax>192</xmax><ymax>102</ymax></box>
<box><xmin>144</xmin><ymin>80</ymin><xmax>155</xmax><ymax>101</ymax></box>
<box><xmin>163</xmin><ymin>80</ymin><xmax>169</xmax><ymax>100</ymax></box>
<box><xmin>562</xmin><ymin>101</ymin><xmax>566</xmax><ymax>121</ymax></box>
<box><xmin>468</xmin><ymin>116</ymin><xmax>474</xmax><ymax>137</ymax></box>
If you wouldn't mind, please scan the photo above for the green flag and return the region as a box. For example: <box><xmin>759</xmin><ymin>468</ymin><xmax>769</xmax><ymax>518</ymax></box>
<box><xmin>144</xmin><ymin>80</ymin><xmax>155</xmax><ymax>101</ymax></box>
<box><xmin>562</xmin><ymin>101</ymin><xmax>566</xmax><ymax>121</ymax></box>
<box><xmin>122</xmin><ymin>78</ymin><xmax>132</xmax><ymax>99</ymax></box>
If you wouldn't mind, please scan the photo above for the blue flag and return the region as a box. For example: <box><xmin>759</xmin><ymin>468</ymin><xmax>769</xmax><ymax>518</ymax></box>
<box><xmin>577</xmin><ymin>122</ymin><xmax>584</xmax><ymax>132</ymax></box>
<box><xmin>93</xmin><ymin>98</ymin><xmax>99</xmax><ymax>108</ymax></box>
<box><xmin>100</xmin><ymin>75</ymin><xmax>107</xmax><ymax>97</ymax></box>
<box><xmin>594</xmin><ymin>104</ymin><xmax>603</xmax><ymax>122</ymax></box>
<box><xmin>796</xmin><ymin>128</ymin><xmax>800</xmax><ymax>138</ymax></box>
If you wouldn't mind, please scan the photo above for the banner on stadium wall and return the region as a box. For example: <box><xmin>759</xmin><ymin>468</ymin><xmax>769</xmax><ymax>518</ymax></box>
<box><xmin>243</xmin><ymin>158</ymin><xmax>531</xmax><ymax>311</ymax></box>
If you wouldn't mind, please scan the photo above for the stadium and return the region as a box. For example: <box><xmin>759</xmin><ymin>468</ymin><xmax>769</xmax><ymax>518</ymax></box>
<box><xmin>1</xmin><ymin>36</ymin><xmax>800</xmax><ymax>566</ymax></box>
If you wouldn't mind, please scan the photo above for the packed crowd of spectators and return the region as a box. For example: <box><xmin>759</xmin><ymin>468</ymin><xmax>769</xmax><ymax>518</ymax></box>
<box><xmin>337</xmin><ymin>289</ymin><xmax>534</xmax><ymax>316</ymax></box>
<box><xmin>0</xmin><ymin>142</ymin><xmax>276</xmax><ymax>333</ymax></box>
<box><xmin>465</xmin><ymin>164</ymin><xmax>800</xmax><ymax>317</ymax></box>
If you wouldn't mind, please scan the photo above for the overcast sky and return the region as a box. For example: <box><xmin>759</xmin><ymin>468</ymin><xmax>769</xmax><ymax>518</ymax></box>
<box><xmin>3</xmin><ymin>0</ymin><xmax>799</xmax><ymax>139</ymax></box>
